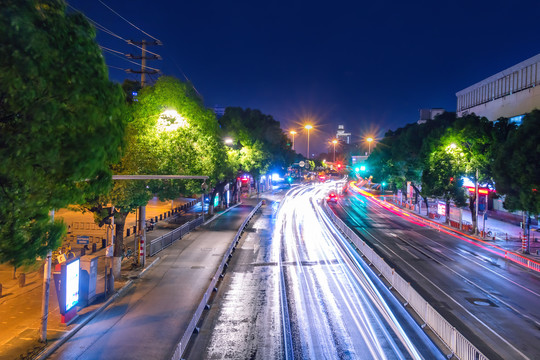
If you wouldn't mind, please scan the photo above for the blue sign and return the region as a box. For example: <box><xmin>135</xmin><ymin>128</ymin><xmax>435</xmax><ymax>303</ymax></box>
<box><xmin>77</xmin><ymin>235</ymin><xmax>89</xmax><ymax>244</ymax></box>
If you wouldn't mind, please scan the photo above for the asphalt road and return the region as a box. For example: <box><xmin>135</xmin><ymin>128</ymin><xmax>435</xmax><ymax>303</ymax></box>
<box><xmin>47</xmin><ymin>203</ymin><xmax>256</xmax><ymax>360</ymax></box>
<box><xmin>189</xmin><ymin>183</ymin><xmax>444</xmax><ymax>359</ymax></box>
<box><xmin>332</xmin><ymin>186</ymin><xmax>540</xmax><ymax>360</ymax></box>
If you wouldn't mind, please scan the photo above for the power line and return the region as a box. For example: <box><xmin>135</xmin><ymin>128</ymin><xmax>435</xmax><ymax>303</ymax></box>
<box><xmin>97</xmin><ymin>0</ymin><xmax>161</xmax><ymax>42</ymax></box>
<box><xmin>67</xmin><ymin>3</ymin><xmax>161</xmax><ymax>56</ymax></box>
<box><xmin>104</xmin><ymin>49</ymin><xmax>160</xmax><ymax>71</ymax></box>
<box><xmin>99</xmin><ymin>45</ymin><xmax>124</xmax><ymax>55</ymax></box>
<box><xmin>106</xmin><ymin>64</ymin><xmax>128</xmax><ymax>71</ymax></box>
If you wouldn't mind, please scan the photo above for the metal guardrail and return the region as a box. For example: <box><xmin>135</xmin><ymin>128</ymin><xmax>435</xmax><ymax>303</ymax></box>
<box><xmin>321</xmin><ymin>201</ymin><xmax>488</xmax><ymax>360</ymax></box>
<box><xmin>170</xmin><ymin>201</ymin><xmax>263</xmax><ymax>360</ymax></box>
<box><xmin>149</xmin><ymin>216</ymin><xmax>204</xmax><ymax>256</ymax></box>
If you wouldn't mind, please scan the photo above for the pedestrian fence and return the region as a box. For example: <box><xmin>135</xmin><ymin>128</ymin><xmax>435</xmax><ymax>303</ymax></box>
<box><xmin>149</xmin><ymin>216</ymin><xmax>204</xmax><ymax>257</ymax></box>
<box><xmin>171</xmin><ymin>201</ymin><xmax>263</xmax><ymax>360</ymax></box>
<box><xmin>321</xmin><ymin>201</ymin><xmax>488</xmax><ymax>360</ymax></box>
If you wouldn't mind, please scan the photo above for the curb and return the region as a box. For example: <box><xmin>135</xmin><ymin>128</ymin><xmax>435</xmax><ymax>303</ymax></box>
<box><xmin>34</xmin><ymin>256</ymin><xmax>162</xmax><ymax>360</ymax></box>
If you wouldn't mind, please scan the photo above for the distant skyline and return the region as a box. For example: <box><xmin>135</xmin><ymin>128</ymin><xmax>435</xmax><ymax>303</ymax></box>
<box><xmin>69</xmin><ymin>0</ymin><xmax>540</xmax><ymax>156</ymax></box>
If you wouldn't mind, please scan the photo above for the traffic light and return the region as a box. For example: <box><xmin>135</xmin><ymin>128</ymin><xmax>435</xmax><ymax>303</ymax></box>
<box><xmin>360</xmin><ymin>165</ymin><xmax>366</xmax><ymax>171</ymax></box>
<box><xmin>287</xmin><ymin>176</ymin><xmax>293</xmax><ymax>183</ymax></box>
<box><xmin>337</xmin><ymin>163</ymin><xmax>342</xmax><ymax>170</ymax></box>
<box><xmin>354</xmin><ymin>167</ymin><xmax>360</xmax><ymax>172</ymax></box>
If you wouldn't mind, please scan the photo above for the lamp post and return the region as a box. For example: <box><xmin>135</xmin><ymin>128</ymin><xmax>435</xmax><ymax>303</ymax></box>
<box><xmin>366</xmin><ymin>137</ymin><xmax>374</xmax><ymax>154</ymax></box>
<box><xmin>305</xmin><ymin>124</ymin><xmax>313</xmax><ymax>159</ymax></box>
<box><xmin>332</xmin><ymin>139</ymin><xmax>338</xmax><ymax>162</ymax></box>
<box><xmin>290</xmin><ymin>130</ymin><xmax>297</xmax><ymax>151</ymax></box>
<box><xmin>224</xmin><ymin>138</ymin><xmax>233</xmax><ymax>146</ymax></box>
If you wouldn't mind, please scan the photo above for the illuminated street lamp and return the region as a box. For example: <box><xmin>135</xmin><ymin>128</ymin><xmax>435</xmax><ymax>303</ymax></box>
<box><xmin>158</xmin><ymin>109</ymin><xmax>187</xmax><ymax>132</ymax></box>
<box><xmin>304</xmin><ymin>124</ymin><xmax>313</xmax><ymax>159</ymax></box>
<box><xmin>366</xmin><ymin>137</ymin><xmax>374</xmax><ymax>154</ymax></box>
<box><xmin>290</xmin><ymin>130</ymin><xmax>297</xmax><ymax>150</ymax></box>
<box><xmin>224</xmin><ymin>137</ymin><xmax>233</xmax><ymax>145</ymax></box>
<box><xmin>332</xmin><ymin>139</ymin><xmax>338</xmax><ymax>162</ymax></box>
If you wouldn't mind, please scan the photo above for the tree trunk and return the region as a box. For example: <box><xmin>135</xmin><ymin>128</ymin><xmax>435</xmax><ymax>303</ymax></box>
<box><xmin>424</xmin><ymin>197</ymin><xmax>429</xmax><ymax>216</ymax></box>
<box><xmin>446</xmin><ymin>200</ymin><xmax>451</xmax><ymax>224</ymax></box>
<box><xmin>112</xmin><ymin>212</ymin><xmax>128</xmax><ymax>278</ymax></box>
<box><xmin>469</xmin><ymin>194</ymin><xmax>477</xmax><ymax>233</ymax></box>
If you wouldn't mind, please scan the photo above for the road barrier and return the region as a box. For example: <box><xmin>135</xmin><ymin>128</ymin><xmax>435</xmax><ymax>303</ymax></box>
<box><xmin>149</xmin><ymin>216</ymin><xmax>204</xmax><ymax>257</ymax></box>
<box><xmin>170</xmin><ymin>201</ymin><xmax>263</xmax><ymax>360</ymax></box>
<box><xmin>321</xmin><ymin>201</ymin><xmax>488</xmax><ymax>360</ymax></box>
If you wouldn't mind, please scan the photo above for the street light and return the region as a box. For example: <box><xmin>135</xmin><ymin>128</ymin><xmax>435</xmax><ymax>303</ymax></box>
<box><xmin>224</xmin><ymin>138</ymin><xmax>233</xmax><ymax>145</ymax></box>
<box><xmin>332</xmin><ymin>139</ymin><xmax>338</xmax><ymax>162</ymax></box>
<box><xmin>366</xmin><ymin>137</ymin><xmax>374</xmax><ymax>154</ymax></box>
<box><xmin>305</xmin><ymin>124</ymin><xmax>313</xmax><ymax>159</ymax></box>
<box><xmin>158</xmin><ymin>109</ymin><xmax>187</xmax><ymax>132</ymax></box>
<box><xmin>290</xmin><ymin>130</ymin><xmax>297</xmax><ymax>151</ymax></box>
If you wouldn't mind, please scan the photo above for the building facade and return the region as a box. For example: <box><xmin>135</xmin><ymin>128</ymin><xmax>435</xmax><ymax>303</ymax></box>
<box><xmin>336</xmin><ymin>124</ymin><xmax>351</xmax><ymax>144</ymax></box>
<box><xmin>418</xmin><ymin>108</ymin><xmax>445</xmax><ymax>124</ymax></box>
<box><xmin>456</xmin><ymin>53</ymin><xmax>540</xmax><ymax>121</ymax></box>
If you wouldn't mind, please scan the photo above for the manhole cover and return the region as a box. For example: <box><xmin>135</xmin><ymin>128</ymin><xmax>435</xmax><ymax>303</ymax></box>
<box><xmin>465</xmin><ymin>297</ymin><xmax>497</xmax><ymax>307</ymax></box>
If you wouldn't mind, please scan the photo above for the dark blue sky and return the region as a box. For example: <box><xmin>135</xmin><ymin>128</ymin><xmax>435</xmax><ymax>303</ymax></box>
<box><xmin>69</xmin><ymin>0</ymin><xmax>540</xmax><ymax>156</ymax></box>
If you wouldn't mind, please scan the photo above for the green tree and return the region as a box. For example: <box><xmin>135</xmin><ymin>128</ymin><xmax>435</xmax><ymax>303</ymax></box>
<box><xmin>0</xmin><ymin>0</ymin><xmax>126</xmax><ymax>267</ymax></box>
<box><xmin>220</xmin><ymin>107</ymin><xmax>295</xmax><ymax>179</ymax></box>
<box><xmin>434</xmin><ymin>115</ymin><xmax>494</xmax><ymax>230</ymax></box>
<box><xmin>368</xmin><ymin>112</ymin><xmax>456</xmax><ymax>206</ymax></box>
<box><xmin>493</xmin><ymin>110</ymin><xmax>540</xmax><ymax>214</ymax></box>
<box><xmin>81</xmin><ymin>77</ymin><xmax>229</xmax><ymax>273</ymax></box>
<box><xmin>421</xmin><ymin>144</ymin><xmax>467</xmax><ymax>219</ymax></box>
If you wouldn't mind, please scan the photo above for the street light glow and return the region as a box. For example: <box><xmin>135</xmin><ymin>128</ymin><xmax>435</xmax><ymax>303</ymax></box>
<box><xmin>157</xmin><ymin>109</ymin><xmax>187</xmax><ymax>132</ymax></box>
<box><xmin>366</xmin><ymin>137</ymin><xmax>374</xmax><ymax>154</ymax></box>
<box><xmin>305</xmin><ymin>124</ymin><xmax>313</xmax><ymax>159</ymax></box>
<box><xmin>290</xmin><ymin>130</ymin><xmax>297</xmax><ymax>150</ymax></box>
<box><xmin>224</xmin><ymin>138</ymin><xmax>233</xmax><ymax>145</ymax></box>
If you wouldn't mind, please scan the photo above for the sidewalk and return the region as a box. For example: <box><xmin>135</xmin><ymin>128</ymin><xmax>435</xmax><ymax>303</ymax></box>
<box><xmin>384</xmin><ymin>195</ymin><xmax>540</xmax><ymax>260</ymax></box>
<box><xmin>0</xmin><ymin>200</ymin><xmax>213</xmax><ymax>360</ymax></box>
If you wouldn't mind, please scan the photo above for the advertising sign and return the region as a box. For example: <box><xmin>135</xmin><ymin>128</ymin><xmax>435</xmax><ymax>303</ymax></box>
<box><xmin>437</xmin><ymin>202</ymin><xmax>446</xmax><ymax>216</ymax></box>
<box><xmin>65</xmin><ymin>259</ymin><xmax>80</xmax><ymax>312</ymax></box>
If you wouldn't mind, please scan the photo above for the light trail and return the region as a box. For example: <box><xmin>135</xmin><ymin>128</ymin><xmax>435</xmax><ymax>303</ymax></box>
<box><xmin>348</xmin><ymin>182</ymin><xmax>540</xmax><ymax>272</ymax></box>
<box><xmin>275</xmin><ymin>183</ymin><xmax>443</xmax><ymax>359</ymax></box>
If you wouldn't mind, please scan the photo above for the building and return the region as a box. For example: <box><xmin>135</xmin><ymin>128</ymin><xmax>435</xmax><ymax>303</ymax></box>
<box><xmin>456</xmin><ymin>53</ymin><xmax>540</xmax><ymax>122</ymax></box>
<box><xmin>212</xmin><ymin>105</ymin><xmax>226</xmax><ymax>118</ymax></box>
<box><xmin>418</xmin><ymin>108</ymin><xmax>445</xmax><ymax>124</ymax></box>
<box><xmin>336</xmin><ymin>124</ymin><xmax>351</xmax><ymax>144</ymax></box>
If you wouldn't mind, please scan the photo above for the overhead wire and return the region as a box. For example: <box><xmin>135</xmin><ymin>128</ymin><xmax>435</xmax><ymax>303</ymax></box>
<box><xmin>67</xmin><ymin>3</ymin><xmax>160</xmax><ymax>56</ymax></box>
<box><xmin>99</xmin><ymin>45</ymin><xmax>124</xmax><ymax>55</ymax></box>
<box><xmin>106</xmin><ymin>64</ymin><xmax>128</xmax><ymax>71</ymax></box>
<box><xmin>96</xmin><ymin>0</ymin><xmax>161</xmax><ymax>42</ymax></box>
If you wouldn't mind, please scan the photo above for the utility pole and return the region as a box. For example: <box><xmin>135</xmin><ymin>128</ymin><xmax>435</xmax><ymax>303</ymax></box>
<box><xmin>39</xmin><ymin>210</ymin><xmax>54</xmax><ymax>342</ymax></box>
<box><xmin>126</xmin><ymin>39</ymin><xmax>162</xmax><ymax>87</ymax></box>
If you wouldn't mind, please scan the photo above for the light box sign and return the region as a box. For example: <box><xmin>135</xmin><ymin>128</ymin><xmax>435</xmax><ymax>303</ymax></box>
<box><xmin>65</xmin><ymin>259</ymin><xmax>80</xmax><ymax>312</ymax></box>
<box><xmin>437</xmin><ymin>202</ymin><xmax>446</xmax><ymax>216</ymax></box>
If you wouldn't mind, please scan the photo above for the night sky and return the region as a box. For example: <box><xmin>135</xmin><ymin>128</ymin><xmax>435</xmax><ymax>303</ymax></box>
<box><xmin>68</xmin><ymin>0</ymin><xmax>540</xmax><ymax>156</ymax></box>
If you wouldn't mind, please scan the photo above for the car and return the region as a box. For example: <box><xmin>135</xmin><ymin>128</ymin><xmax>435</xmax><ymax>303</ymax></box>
<box><xmin>327</xmin><ymin>192</ymin><xmax>338</xmax><ymax>203</ymax></box>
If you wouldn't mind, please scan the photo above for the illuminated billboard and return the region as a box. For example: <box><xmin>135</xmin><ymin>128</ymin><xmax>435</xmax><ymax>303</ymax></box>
<box><xmin>65</xmin><ymin>259</ymin><xmax>80</xmax><ymax>312</ymax></box>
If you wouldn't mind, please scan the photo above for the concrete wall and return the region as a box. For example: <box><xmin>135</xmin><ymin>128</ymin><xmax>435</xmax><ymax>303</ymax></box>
<box><xmin>458</xmin><ymin>85</ymin><xmax>540</xmax><ymax>120</ymax></box>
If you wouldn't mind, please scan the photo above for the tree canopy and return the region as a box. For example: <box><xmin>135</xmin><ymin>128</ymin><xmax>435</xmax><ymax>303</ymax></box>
<box><xmin>0</xmin><ymin>0</ymin><xmax>126</xmax><ymax>267</ymax></box>
<box><xmin>493</xmin><ymin>110</ymin><xmax>540</xmax><ymax>214</ymax></box>
<box><xmin>219</xmin><ymin>107</ymin><xmax>295</xmax><ymax>178</ymax></box>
